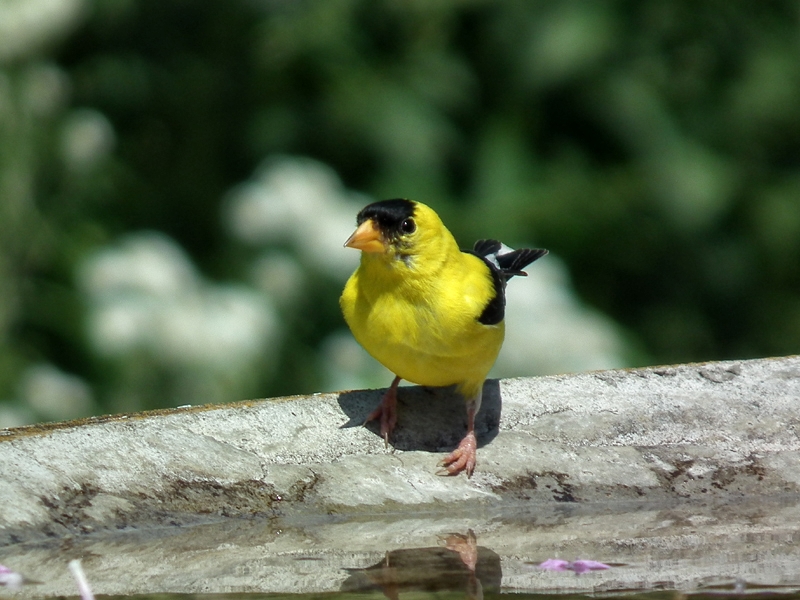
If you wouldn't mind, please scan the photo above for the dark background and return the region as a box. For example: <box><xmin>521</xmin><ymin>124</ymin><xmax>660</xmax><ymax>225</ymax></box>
<box><xmin>2</xmin><ymin>1</ymin><xmax>799</xmax><ymax>424</ymax></box>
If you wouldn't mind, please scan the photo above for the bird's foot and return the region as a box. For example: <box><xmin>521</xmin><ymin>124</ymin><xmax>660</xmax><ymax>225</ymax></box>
<box><xmin>438</xmin><ymin>431</ymin><xmax>477</xmax><ymax>477</ymax></box>
<box><xmin>364</xmin><ymin>387</ymin><xmax>398</xmax><ymax>447</ymax></box>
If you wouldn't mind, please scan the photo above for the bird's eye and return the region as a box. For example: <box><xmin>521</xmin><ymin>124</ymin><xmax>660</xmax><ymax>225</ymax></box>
<box><xmin>400</xmin><ymin>218</ymin><xmax>416</xmax><ymax>234</ymax></box>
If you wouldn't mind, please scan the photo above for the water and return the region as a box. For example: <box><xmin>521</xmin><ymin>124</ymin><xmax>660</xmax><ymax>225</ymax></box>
<box><xmin>53</xmin><ymin>591</ymin><xmax>800</xmax><ymax>600</ymax></box>
<box><xmin>4</xmin><ymin>497</ymin><xmax>800</xmax><ymax>600</ymax></box>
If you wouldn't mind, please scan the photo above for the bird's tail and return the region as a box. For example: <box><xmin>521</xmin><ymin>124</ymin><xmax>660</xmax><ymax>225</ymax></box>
<box><xmin>472</xmin><ymin>239</ymin><xmax>548</xmax><ymax>280</ymax></box>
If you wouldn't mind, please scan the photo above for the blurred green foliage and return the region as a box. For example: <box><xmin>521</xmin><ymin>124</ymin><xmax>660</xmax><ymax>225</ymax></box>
<box><xmin>2</xmin><ymin>0</ymin><xmax>800</xmax><ymax>420</ymax></box>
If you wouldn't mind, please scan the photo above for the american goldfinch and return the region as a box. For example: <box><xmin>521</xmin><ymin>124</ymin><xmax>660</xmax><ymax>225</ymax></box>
<box><xmin>340</xmin><ymin>199</ymin><xmax>547</xmax><ymax>477</ymax></box>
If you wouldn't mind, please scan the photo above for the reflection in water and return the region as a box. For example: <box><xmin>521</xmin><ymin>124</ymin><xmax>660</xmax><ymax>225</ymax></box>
<box><xmin>341</xmin><ymin>530</ymin><xmax>500</xmax><ymax>600</ymax></box>
<box><xmin>68</xmin><ymin>559</ymin><xmax>95</xmax><ymax>600</ymax></box>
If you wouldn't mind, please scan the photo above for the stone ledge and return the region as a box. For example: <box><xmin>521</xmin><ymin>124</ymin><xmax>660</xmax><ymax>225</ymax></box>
<box><xmin>2</xmin><ymin>356</ymin><xmax>800</xmax><ymax>544</ymax></box>
<box><xmin>1</xmin><ymin>356</ymin><xmax>800</xmax><ymax>596</ymax></box>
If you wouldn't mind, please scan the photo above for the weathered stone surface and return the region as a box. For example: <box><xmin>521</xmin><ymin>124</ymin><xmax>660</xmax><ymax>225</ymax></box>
<box><xmin>1</xmin><ymin>356</ymin><xmax>800</xmax><ymax>596</ymax></box>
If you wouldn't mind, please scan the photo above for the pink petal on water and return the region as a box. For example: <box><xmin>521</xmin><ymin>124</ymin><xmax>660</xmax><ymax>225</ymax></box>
<box><xmin>538</xmin><ymin>559</ymin><xmax>613</xmax><ymax>574</ymax></box>
<box><xmin>538</xmin><ymin>559</ymin><xmax>570</xmax><ymax>571</ymax></box>
<box><xmin>569</xmin><ymin>560</ymin><xmax>612</xmax><ymax>574</ymax></box>
<box><xmin>0</xmin><ymin>565</ymin><xmax>23</xmax><ymax>590</ymax></box>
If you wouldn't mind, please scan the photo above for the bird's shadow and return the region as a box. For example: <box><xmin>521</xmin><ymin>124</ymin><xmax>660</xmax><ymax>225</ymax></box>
<box><xmin>337</xmin><ymin>380</ymin><xmax>501</xmax><ymax>453</ymax></box>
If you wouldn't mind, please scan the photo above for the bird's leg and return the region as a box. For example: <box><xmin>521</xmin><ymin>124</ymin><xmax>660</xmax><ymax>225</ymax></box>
<box><xmin>442</xmin><ymin>529</ymin><xmax>478</xmax><ymax>572</ymax></box>
<box><xmin>439</xmin><ymin>390</ymin><xmax>481</xmax><ymax>477</ymax></box>
<box><xmin>439</xmin><ymin>409</ymin><xmax>478</xmax><ymax>477</ymax></box>
<box><xmin>364</xmin><ymin>375</ymin><xmax>401</xmax><ymax>447</ymax></box>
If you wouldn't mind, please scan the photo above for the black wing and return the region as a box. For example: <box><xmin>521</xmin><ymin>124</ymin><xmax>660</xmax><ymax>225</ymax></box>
<box><xmin>466</xmin><ymin>239</ymin><xmax>548</xmax><ymax>325</ymax></box>
<box><xmin>495</xmin><ymin>246</ymin><xmax>549</xmax><ymax>278</ymax></box>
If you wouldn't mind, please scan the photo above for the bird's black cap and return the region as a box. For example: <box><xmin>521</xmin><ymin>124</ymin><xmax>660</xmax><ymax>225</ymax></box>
<box><xmin>356</xmin><ymin>199</ymin><xmax>416</xmax><ymax>237</ymax></box>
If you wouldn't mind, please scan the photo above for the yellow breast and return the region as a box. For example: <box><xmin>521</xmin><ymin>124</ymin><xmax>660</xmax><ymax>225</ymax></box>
<box><xmin>340</xmin><ymin>250</ymin><xmax>503</xmax><ymax>397</ymax></box>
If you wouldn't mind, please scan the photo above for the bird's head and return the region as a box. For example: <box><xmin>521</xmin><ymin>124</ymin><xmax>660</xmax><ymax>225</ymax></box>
<box><xmin>344</xmin><ymin>199</ymin><xmax>453</xmax><ymax>266</ymax></box>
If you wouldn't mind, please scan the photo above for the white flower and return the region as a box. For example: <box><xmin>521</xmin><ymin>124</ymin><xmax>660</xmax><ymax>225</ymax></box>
<box><xmin>60</xmin><ymin>108</ymin><xmax>115</xmax><ymax>172</ymax></box>
<box><xmin>224</xmin><ymin>156</ymin><xmax>365</xmax><ymax>278</ymax></box>
<box><xmin>18</xmin><ymin>363</ymin><xmax>93</xmax><ymax>421</ymax></box>
<box><xmin>495</xmin><ymin>254</ymin><xmax>627</xmax><ymax>376</ymax></box>
<box><xmin>79</xmin><ymin>232</ymin><xmax>280</xmax><ymax>371</ymax></box>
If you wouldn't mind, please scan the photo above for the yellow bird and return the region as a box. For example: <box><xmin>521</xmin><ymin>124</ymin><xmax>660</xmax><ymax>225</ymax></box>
<box><xmin>340</xmin><ymin>199</ymin><xmax>547</xmax><ymax>477</ymax></box>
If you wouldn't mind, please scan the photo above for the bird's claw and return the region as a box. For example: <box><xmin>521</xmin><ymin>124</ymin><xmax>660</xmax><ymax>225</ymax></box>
<box><xmin>364</xmin><ymin>393</ymin><xmax>398</xmax><ymax>448</ymax></box>
<box><xmin>437</xmin><ymin>431</ymin><xmax>477</xmax><ymax>477</ymax></box>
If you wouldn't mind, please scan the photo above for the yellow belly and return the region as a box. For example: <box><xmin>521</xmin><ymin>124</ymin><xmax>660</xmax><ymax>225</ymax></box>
<box><xmin>361</xmin><ymin>329</ymin><xmax>503</xmax><ymax>391</ymax></box>
<box><xmin>340</xmin><ymin>265</ymin><xmax>503</xmax><ymax>398</ymax></box>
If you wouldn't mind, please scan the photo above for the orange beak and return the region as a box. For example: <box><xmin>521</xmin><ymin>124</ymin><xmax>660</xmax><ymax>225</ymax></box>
<box><xmin>344</xmin><ymin>219</ymin><xmax>386</xmax><ymax>253</ymax></box>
